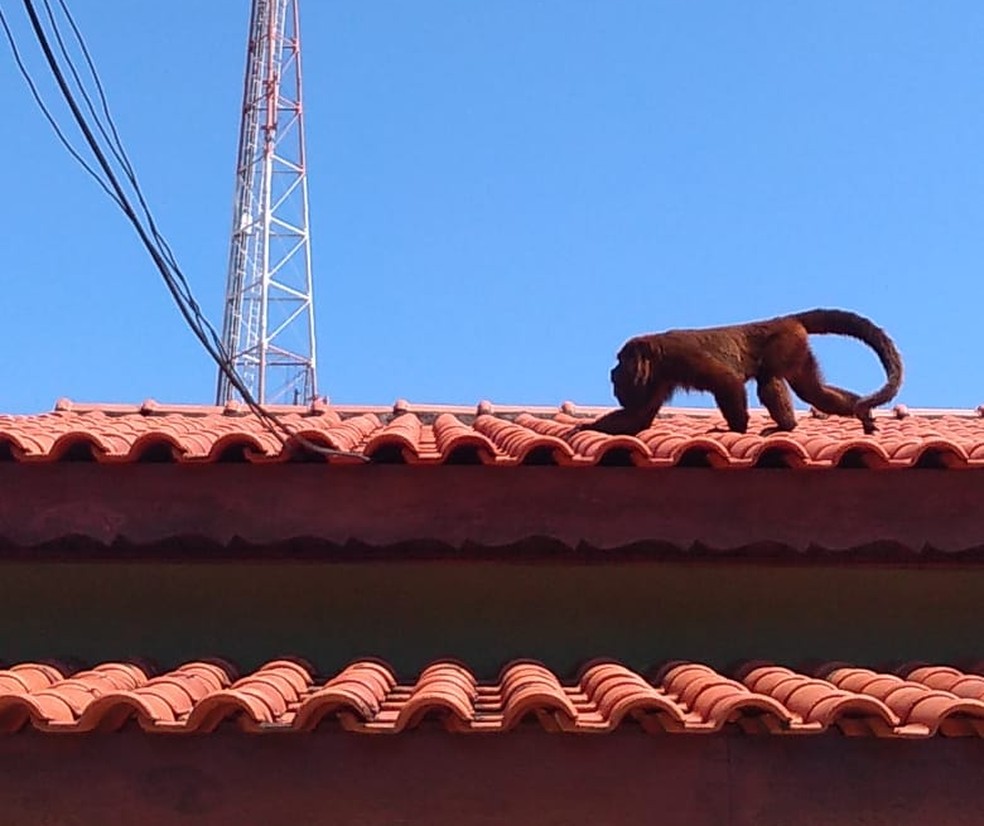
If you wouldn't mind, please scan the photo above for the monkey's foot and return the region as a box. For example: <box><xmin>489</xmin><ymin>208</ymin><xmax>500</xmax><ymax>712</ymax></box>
<box><xmin>707</xmin><ymin>424</ymin><xmax>749</xmax><ymax>435</ymax></box>
<box><xmin>855</xmin><ymin>405</ymin><xmax>878</xmax><ymax>435</ymax></box>
<box><xmin>760</xmin><ymin>424</ymin><xmax>797</xmax><ymax>437</ymax></box>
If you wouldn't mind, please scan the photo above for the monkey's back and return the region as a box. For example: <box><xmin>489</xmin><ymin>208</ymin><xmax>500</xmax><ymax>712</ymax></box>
<box><xmin>632</xmin><ymin>316</ymin><xmax>799</xmax><ymax>383</ymax></box>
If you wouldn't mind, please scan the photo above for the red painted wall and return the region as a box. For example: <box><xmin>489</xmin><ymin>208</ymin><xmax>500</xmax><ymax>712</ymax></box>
<box><xmin>2</xmin><ymin>464</ymin><xmax>983</xmax><ymax>555</ymax></box>
<box><xmin>0</xmin><ymin>729</ymin><xmax>981</xmax><ymax>825</ymax></box>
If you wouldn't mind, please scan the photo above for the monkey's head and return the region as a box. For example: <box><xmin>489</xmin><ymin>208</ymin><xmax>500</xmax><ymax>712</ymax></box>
<box><xmin>611</xmin><ymin>337</ymin><xmax>662</xmax><ymax>408</ymax></box>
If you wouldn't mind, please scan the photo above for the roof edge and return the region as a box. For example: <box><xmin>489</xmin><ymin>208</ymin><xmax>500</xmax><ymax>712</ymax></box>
<box><xmin>37</xmin><ymin>397</ymin><xmax>984</xmax><ymax>421</ymax></box>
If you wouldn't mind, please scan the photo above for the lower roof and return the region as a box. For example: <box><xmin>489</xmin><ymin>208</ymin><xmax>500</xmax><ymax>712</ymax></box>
<box><xmin>1</xmin><ymin>398</ymin><xmax>983</xmax><ymax>468</ymax></box>
<box><xmin>2</xmin><ymin>657</ymin><xmax>983</xmax><ymax>739</ymax></box>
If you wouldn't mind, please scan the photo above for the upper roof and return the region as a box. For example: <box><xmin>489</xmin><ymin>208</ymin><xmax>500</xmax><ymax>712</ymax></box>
<box><xmin>2</xmin><ymin>398</ymin><xmax>983</xmax><ymax>469</ymax></box>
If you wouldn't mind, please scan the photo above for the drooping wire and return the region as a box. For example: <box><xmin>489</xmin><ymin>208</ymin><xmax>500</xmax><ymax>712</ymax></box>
<box><xmin>18</xmin><ymin>0</ymin><xmax>250</xmax><ymax>407</ymax></box>
<box><xmin>44</xmin><ymin>0</ymin><xmax>185</xmax><ymax>281</ymax></box>
<box><xmin>4</xmin><ymin>0</ymin><xmax>367</xmax><ymax>461</ymax></box>
<box><xmin>0</xmin><ymin>4</ymin><xmax>122</xmax><ymax>208</ymax></box>
<box><xmin>36</xmin><ymin>0</ymin><xmax>233</xmax><ymax>362</ymax></box>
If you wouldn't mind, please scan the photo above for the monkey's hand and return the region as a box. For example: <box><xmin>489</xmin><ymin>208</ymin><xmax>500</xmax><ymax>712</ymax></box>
<box><xmin>564</xmin><ymin>422</ymin><xmax>593</xmax><ymax>440</ymax></box>
<box><xmin>567</xmin><ymin>407</ymin><xmax>661</xmax><ymax>437</ymax></box>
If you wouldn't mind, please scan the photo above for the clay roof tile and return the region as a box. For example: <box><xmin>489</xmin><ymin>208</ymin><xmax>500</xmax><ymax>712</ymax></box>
<box><xmin>3</xmin><ymin>658</ymin><xmax>984</xmax><ymax>737</ymax></box>
<box><xmin>4</xmin><ymin>402</ymin><xmax>979</xmax><ymax>468</ymax></box>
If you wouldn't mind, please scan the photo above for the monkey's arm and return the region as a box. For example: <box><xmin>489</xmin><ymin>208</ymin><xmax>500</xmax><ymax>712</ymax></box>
<box><xmin>568</xmin><ymin>404</ymin><xmax>660</xmax><ymax>436</ymax></box>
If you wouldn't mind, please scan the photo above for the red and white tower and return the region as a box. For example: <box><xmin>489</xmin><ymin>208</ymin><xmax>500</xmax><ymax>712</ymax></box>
<box><xmin>217</xmin><ymin>0</ymin><xmax>317</xmax><ymax>405</ymax></box>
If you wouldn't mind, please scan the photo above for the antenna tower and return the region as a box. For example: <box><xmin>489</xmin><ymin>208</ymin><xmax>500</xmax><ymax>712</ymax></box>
<box><xmin>217</xmin><ymin>0</ymin><xmax>317</xmax><ymax>405</ymax></box>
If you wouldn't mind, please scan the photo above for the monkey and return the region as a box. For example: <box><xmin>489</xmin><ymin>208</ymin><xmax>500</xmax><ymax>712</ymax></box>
<box><xmin>570</xmin><ymin>309</ymin><xmax>903</xmax><ymax>437</ymax></box>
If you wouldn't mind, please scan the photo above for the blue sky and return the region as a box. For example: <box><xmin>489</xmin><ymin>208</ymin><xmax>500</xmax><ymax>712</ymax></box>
<box><xmin>2</xmin><ymin>1</ymin><xmax>982</xmax><ymax>414</ymax></box>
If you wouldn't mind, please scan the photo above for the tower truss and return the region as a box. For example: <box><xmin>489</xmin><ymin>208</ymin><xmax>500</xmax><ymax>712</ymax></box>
<box><xmin>217</xmin><ymin>0</ymin><xmax>317</xmax><ymax>405</ymax></box>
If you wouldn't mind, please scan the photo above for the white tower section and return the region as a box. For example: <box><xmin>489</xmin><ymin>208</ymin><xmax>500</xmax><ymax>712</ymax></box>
<box><xmin>217</xmin><ymin>0</ymin><xmax>317</xmax><ymax>405</ymax></box>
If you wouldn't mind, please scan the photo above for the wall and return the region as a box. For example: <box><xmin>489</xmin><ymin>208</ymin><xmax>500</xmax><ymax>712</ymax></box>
<box><xmin>0</xmin><ymin>560</ymin><xmax>982</xmax><ymax>677</ymax></box>
<box><xmin>2</xmin><ymin>464</ymin><xmax>983</xmax><ymax>552</ymax></box>
<box><xmin>0</xmin><ymin>729</ymin><xmax>981</xmax><ymax>826</ymax></box>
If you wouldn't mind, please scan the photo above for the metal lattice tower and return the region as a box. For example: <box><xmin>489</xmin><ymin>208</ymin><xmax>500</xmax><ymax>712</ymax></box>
<box><xmin>217</xmin><ymin>0</ymin><xmax>317</xmax><ymax>405</ymax></box>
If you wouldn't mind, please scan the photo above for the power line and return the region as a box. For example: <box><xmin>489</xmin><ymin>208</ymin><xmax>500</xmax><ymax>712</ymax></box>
<box><xmin>23</xmin><ymin>0</ymin><xmax>228</xmax><ymax>360</ymax></box>
<box><xmin>3</xmin><ymin>0</ymin><xmax>367</xmax><ymax>461</ymax></box>
<box><xmin>0</xmin><ymin>4</ymin><xmax>121</xmax><ymax>207</ymax></box>
<box><xmin>45</xmin><ymin>0</ymin><xmax>185</xmax><ymax>279</ymax></box>
<box><xmin>18</xmin><ymin>0</ymin><xmax>235</xmax><ymax>389</ymax></box>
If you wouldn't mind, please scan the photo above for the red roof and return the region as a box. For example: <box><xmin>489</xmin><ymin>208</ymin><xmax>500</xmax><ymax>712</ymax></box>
<box><xmin>2</xmin><ymin>658</ymin><xmax>983</xmax><ymax>738</ymax></box>
<box><xmin>2</xmin><ymin>399</ymin><xmax>983</xmax><ymax>468</ymax></box>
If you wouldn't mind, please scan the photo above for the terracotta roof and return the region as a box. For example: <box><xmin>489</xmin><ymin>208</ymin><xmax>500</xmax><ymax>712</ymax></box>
<box><xmin>2</xmin><ymin>658</ymin><xmax>984</xmax><ymax>738</ymax></box>
<box><xmin>1</xmin><ymin>399</ymin><xmax>983</xmax><ymax>469</ymax></box>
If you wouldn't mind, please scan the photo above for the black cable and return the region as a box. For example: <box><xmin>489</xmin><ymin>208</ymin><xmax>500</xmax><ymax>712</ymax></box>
<box><xmin>19</xmin><ymin>0</ymin><xmax>265</xmax><ymax>401</ymax></box>
<box><xmin>42</xmin><ymin>1</ymin><xmax>132</xmax><ymax>184</ymax></box>
<box><xmin>10</xmin><ymin>0</ymin><xmax>367</xmax><ymax>461</ymax></box>
<box><xmin>19</xmin><ymin>0</ymin><xmax>272</xmax><ymax>410</ymax></box>
<box><xmin>0</xmin><ymin>4</ymin><xmax>122</xmax><ymax>207</ymax></box>
<box><xmin>49</xmin><ymin>0</ymin><xmax>196</xmax><ymax>293</ymax></box>
<box><xmin>43</xmin><ymin>0</ymin><xmax>223</xmax><ymax>353</ymax></box>
<box><xmin>20</xmin><ymin>0</ymin><xmax>230</xmax><ymax>367</ymax></box>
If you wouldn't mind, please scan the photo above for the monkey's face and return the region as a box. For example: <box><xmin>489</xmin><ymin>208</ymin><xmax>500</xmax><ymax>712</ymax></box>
<box><xmin>611</xmin><ymin>341</ymin><xmax>656</xmax><ymax>408</ymax></box>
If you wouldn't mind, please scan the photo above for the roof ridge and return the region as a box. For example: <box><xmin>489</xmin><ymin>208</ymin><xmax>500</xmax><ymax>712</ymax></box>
<box><xmin>34</xmin><ymin>397</ymin><xmax>984</xmax><ymax>420</ymax></box>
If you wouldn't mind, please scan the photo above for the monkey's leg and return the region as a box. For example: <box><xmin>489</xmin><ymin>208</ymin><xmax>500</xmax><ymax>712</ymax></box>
<box><xmin>789</xmin><ymin>356</ymin><xmax>876</xmax><ymax>434</ymax></box>
<box><xmin>756</xmin><ymin>376</ymin><xmax>797</xmax><ymax>432</ymax></box>
<box><xmin>709</xmin><ymin>375</ymin><xmax>749</xmax><ymax>433</ymax></box>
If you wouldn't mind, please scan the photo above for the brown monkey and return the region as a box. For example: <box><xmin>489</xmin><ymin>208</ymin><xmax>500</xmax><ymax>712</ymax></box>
<box><xmin>572</xmin><ymin>309</ymin><xmax>903</xmax><ymax>436</ymax></box>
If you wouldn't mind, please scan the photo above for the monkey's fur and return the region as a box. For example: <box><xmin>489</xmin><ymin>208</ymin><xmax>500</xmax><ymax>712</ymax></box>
<box><xmin>573</xmin><ymin>309</ymin><xmax>903</xmax><ymax>436</ymax></box>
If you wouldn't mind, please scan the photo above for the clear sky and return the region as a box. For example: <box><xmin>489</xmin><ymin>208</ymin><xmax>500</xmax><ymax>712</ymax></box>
<box><xmin>2</xmin><ymin>2</ymin><xmax>982</xmax><ymax>415</ymax></box>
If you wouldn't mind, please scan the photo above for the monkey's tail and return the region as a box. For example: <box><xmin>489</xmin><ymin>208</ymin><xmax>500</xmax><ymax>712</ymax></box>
<box><xmin>792</xmin><ymin>309</ymin><xmax>903</xmax><ymax>412</ymax></box>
